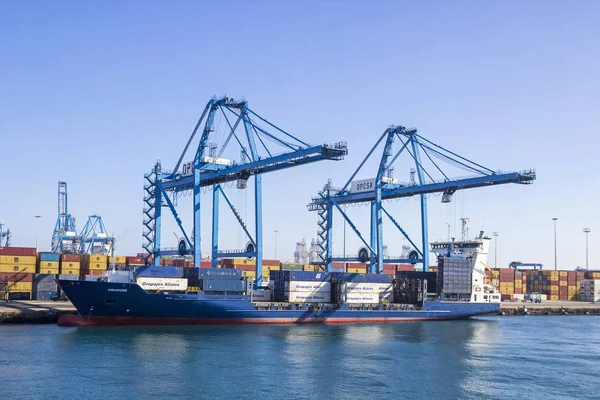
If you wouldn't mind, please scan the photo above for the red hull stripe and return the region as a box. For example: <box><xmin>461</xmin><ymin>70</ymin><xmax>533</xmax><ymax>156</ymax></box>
<box><xmin>58</xmin><ymin>314</ymin><xmax>453</xmax><ymax>327</ymax></box>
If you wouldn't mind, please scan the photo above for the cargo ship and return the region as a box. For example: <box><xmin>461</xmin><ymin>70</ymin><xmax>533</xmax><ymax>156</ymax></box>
<box><xmin>56</xmin><ymin>233</ymin><xmax>501</xmax><ymax>327</ymax></box>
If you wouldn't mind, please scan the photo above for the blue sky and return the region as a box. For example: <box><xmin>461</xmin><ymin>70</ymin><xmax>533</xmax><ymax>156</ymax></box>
<box><xmin>0</xmin><ymin>1</ymin><xmax>598</xmax><ymax>269</ymax></box>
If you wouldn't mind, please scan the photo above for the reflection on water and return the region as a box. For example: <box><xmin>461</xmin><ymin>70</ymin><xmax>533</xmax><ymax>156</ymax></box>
<box><xmin>1</xmin><ymin>317</ymin><xmax>600</xmax><ymax>400</ymax></box>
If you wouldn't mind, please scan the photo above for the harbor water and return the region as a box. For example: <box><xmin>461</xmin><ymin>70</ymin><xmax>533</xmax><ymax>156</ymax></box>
<box><xmin>1</xmin><ymin>317</ymin><xmax>599</xmax><ymax>399</ymax></box>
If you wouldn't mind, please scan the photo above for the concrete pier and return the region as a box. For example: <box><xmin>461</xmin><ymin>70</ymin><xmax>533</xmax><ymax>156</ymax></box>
<box><xmin>0</xmin><ymin>300</ymin><xmax>77</xmax><ymax>323</ymax></box>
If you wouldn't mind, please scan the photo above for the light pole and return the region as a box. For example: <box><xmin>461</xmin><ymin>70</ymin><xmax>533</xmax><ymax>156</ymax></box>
<box><xmin>34</xmin><ymin>215</ymin><xmax>41</xmax><ymax>251</ymax></box>
<box><xmin>552</xmin><ymin>218</ymin><xmax>558</xmax><ymax>271</ymax></box>
<box><xmin>492</xmin><ymin>232</ymin><xmax>498</xmax><ymax>269</ymax></box>
<box><xmin>583</xmin><ymin>228</ymin><xmax>590</xmax><ymax>271</ymax></box>
<box><xmin>273</xmin><ymin>230</ymin><xmax>279</xmax><ymax>260</ymax></box>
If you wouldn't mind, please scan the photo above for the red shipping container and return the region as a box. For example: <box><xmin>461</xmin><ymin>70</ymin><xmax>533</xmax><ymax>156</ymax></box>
<box><xmin>514</xmin><ymin>288</ymin><xmax>523</xmax><ymax>294</ymax></box>
<box><xmin>200</xmin><ymin>262</ymin><xmax>212</xmax><ymax>268</ymax></box>
<box><xmin>81</xmin><ymin>269</ymin><xmax>104</xmax><ymax>276</ymax></box>
<box><xmin>172</xmin><ymin>259</ymin><xmax>186</xmax><ymax>267</ymax></box>
<box><xmin>396</xmin><ymin>265</ymin><xmax>415</xmax><ymax>272</ymax></box>
<box><xmin>0</xmin><ymin>247</ymin><xmax>37</xmax><ymax>256</ymax></box>
<box><xmin>127</xmin><ymin>256</ymin><xmax>145</xmax><ymax>265</ymax></box>
<box><xmin>60</xmin><ymin>254</ymin><xmax>80</xmax><ymax>262</ymax></box>
<box><xmin>331</xmin><ymin>262</ymin><xmax>344</xmax><ymax>269</ymax></box>
<box><xmin>262</xmin><ymin>259</ymin><xmax>280</xmax><ymax>266</ymax></box>
<box><xmin>0</xmin><ymin>273</ymin><xmax>34</xmax><ymax>282</ymax></box>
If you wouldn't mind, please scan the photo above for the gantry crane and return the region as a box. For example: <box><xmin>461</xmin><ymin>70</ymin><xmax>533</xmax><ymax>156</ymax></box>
<box><xmin>51</xmin><ymin>181</ymin><xmax>81</xmax><ymax>253</ymax></box>
<box><xmin>0</xmin><ymin>222</ymin><xmax>11</xmax><ymax>247</ymax></box>
<box><xmin>308</xmin><ymin>125</ymin><xmax>536</xmax><ymax>273</ymax></box>
<box><xmin>143</xmin><ymin>96</ymin><xmax>347</xmax><ymax>286</ymax></box>
<box><xmin>79</xmin><ymin>215</ymin><xmax>115</xmax><ymax>255</ymax></box>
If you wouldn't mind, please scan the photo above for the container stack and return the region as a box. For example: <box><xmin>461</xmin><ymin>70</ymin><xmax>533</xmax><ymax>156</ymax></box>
<box><xmin>581</xmin><ymin>280</ymin><xmax>600</xmax><ymax>302</ymax></box>
<box><xmin>567</xmin><ymin>271</ymin><xmax>580</xmax><ymax>300</ymax></box>
<box><xmin>514</xmin><ymin>270</ymin><xmax>525</xmax><ymax>294</ymax></box>
<box><xmin>198</xmin><ymin>268</ymin><xmax>244</xmax><ymax>294</ymax></box>
<box><xmin>440</xmin><ymin>257</ymin><xmax>473</xmax><ymax>294</ymax></box>
<box><xmin>38</xmin><ymin>253</ymin><xmax>60</xmax><ymax>274</ymax></box>
<box><xmin>33</xmin><ymin>274</ymin><xmax>58</xmax><ymax>300</ymax></box>
<box><xmin>345</xmin><ymin>280</ymin><xmax>392</xmax><ymax>304</ymax></box>
<box><xmin>60</xmin><ymin>254</ymin><xmax>80</xmax><ymax>275</ymax></box>
<box><xmin>271</xmin><ymin>270</ymin><xmax>332</xmax><ymax>303</ymax></box>
<box><xmin>81</xmin><ymin>254</ymin><xmax>108</xmax><ymax>277</ymax></box>
<box><xmin>498</xmin><ymin>268</ymin><xmax>515</xmax><ymax>294</ymax></box>
<box><xmin>584</xmin><ymin>271</ymin><xmax>600</xmax><ymax>279</ymax></box>
<box><xmin>0</xmin><ymin>247</ymin><xmax>37</xmax><ymax>300</ymax></box>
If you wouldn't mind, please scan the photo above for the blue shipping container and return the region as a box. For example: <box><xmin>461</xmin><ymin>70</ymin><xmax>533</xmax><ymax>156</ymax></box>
<box><xmin>198</xmin><ymin>268</ymin><xmax>242</xmax><ymax>280</ymax></box>
<box><xmin>134</xmin><ymin>266</ymin><xmax>183</xmax><ymax>278</ymax></box>
<box><xmin>365</xmin><ymin>274</ymin><xmax>394</xmax><ymax>283</ymax></box>
<box><xmin>282</xmin><ymin>271</ymin><xmax>331</xmax><ymax>282</ymax></box>
<box><xmin>331</xmin><ymin>273</ymin><xmax>366</xmax><ymax>282</ymax></box>
<box><xmin>39</xmin><ymin>253</ymin><xmax>60</xmax><ymax>262</ymax></box>
<box><xmin>202</xmin><ymin>278</ymin><xmax>245</xmax><ymax>292</ymax></box>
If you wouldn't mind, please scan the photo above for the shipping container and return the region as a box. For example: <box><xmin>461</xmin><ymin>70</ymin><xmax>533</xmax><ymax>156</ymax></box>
<box><xmin>0</xmin><ymin>273</ymin><xmax>33</xmax><ymax>282</ymax></box>
<box><xmin>0</xmin><ymin>264</ymin><xmax>36</xmax><ymax>274</ymax></box>
<box><xmin>0</xmin><ymin>255</ymin><xmax>36</xmax><ymax>265</ymax></box>
<box><xmin>0</xmin><ymin>247</ymin><xmax>36</xmax><ymax>256</ymax></box>
<box><xmin>39</xmin><ymin>253</ymin><xmax>60</xmax><ymax>262</ymax></box>
<box><xmin>287</xmin><ymin>292</ymin><xmax>330</xmax><ymax>303</ymax></box>
<box><xmin>135</xmin><ymin>266</ymin><xmax>184</xmax><ymax>278</ymax></box>
<box><xmin>285</xmin><ymin>281</ymin><xmax>331</xmax><ymax>292</ymax></box>
<box><xmin>108</xmin><ymin>256</ymin><xmax>127</xmax><ymax>265</ymax></box>
<box><xmin>346</xmin><ymin>282</ymin><xmax>393</xmax><ymax>293</ymax></box>
<box><xmin>196</xmin><ymin>268</ymin><xmax>242</xmax><ymax>280</ymax></box>
<box><xmin>58</xmin><ymin>274</ymin><xmax>79</xmax><ymax>281</ymax></box>
<box><xmin>345</xmin><ymin>293</ymin><xmax>379</xmax><ymax>304</ymax></box>
<box><xmin>34</xmin><ymin>291</ymin><xmax>55</xmax><ymax>301</ymax></box>
<box><xmin>303</xmin><ymin>265</ymin><xmax>315</xmax><ymax>271</ymax></box>
<box><xmin>7</xmin><ymin>291</ymin><xmax>31</xmax><ymax>300</ymax></box>
<box><xmin>61</xmin><ymin>254</ymin><xmax>80</xmax><ymax>262</ymax></box>
<box><xmin>251</xmin><ymin>290</ymin><xmax>271</xmax><ymax>302</ymax></box>
<box><xmin>6</xmin><ymin>281</ymin><xmax>33</xmax><ymax>291</ymax></box>
<box><xmin>202</xmin><ymin>279</ymin><xmax>245</xmax><ymax>292</ymax></box>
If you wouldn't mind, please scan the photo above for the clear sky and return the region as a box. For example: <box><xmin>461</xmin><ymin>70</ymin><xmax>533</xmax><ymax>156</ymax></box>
<box><xmin>0</xmin><ymin>1</ymin><xmax>598</xmax><ymax>269</ymax></box>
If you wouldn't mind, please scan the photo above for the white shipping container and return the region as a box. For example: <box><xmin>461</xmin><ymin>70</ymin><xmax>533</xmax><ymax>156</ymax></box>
<box><xmin>345</xmin><ymin>293</ymin><xmax>380</xmax><ymax>304</ymax></box>
<box><xmin>288</xmin><ymin>292</ymin><xmax>330</xmax><ymax>303</ymax></box>
<box><xmin>251</xmin><ymin>290</ymin><xmax>271</xmax><ymax>302</ymax></box>
<box><xmin>345</xmin><ymin>282</ymin><xmax>392</xmax><ymax>293</ymax></box>
<box><xmin>286</xmin><ymin>281</ymin><xmax>331</xmax><ymax>292</ymax></box>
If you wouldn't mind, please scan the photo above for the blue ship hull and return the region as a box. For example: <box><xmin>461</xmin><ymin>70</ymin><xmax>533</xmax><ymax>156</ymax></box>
<box><xmin>56</xmin><ymin>280</ymin><xmax>499</xmax><ymax>326</ymax></box>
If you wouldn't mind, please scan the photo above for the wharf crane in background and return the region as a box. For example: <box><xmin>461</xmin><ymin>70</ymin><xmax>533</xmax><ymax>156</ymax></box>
<box><xmin>51</xmin><ymin>181</ymin><xmax>115</xmax><ymax>255</ymax></box>
<box><xmin>0</xmin><ymin>222</ymin><xmax>11</xmax><ymax>247</ymax></box>
<box><xmin>509</xmin><ymin>261</ymin><xmax>543</xmax><ymax>270</ymax></box>
<box><xmin>51</xmin><ymin>181</ymin><xmax>80</xmax><ymax>254</ymax></box>
<box><xmin>78</xmin><ymin>215</ymin><xmax>115</xmax><ymax>255</ymax></box>
<box><xmin>308</xmin><ymin>125</ymin><xmax>536</xmax><ymax>273</ymax></box>
<box><xmin>142</xmin><ymin>96</ymin><xmax>348</xmax><ymax>286</ymax></box>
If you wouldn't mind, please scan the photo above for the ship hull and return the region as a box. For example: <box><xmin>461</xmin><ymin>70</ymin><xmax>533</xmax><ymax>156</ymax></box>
<box><xmin>57</xmin><ymin>280</ymin><xmax>499</xmax><ymax>327</ymax></box>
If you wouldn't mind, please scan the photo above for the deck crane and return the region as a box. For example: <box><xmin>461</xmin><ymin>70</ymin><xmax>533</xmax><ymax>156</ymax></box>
<box><xmin>0</xmin><ymin>222</ymin><xmax>11</xmax><ymax>247</ymax></box>
<box><xmin>142</xmin><ymin>96</ymin><xmax>348</xmax><ymax>286</ymax></box>
<box><xmin>51</xmin><ymin>181</ymin><xmax>81</xmax><ymax>254</ymax></box>
<box><xmin>307</xmin><ymin>125</ymin><xmax>536</xmax><ymax>273</ymax></box>
<box><xmin>78</xmin><ymin>215</ymin><xmax>115</xmax><ymax>255</ymax></box>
